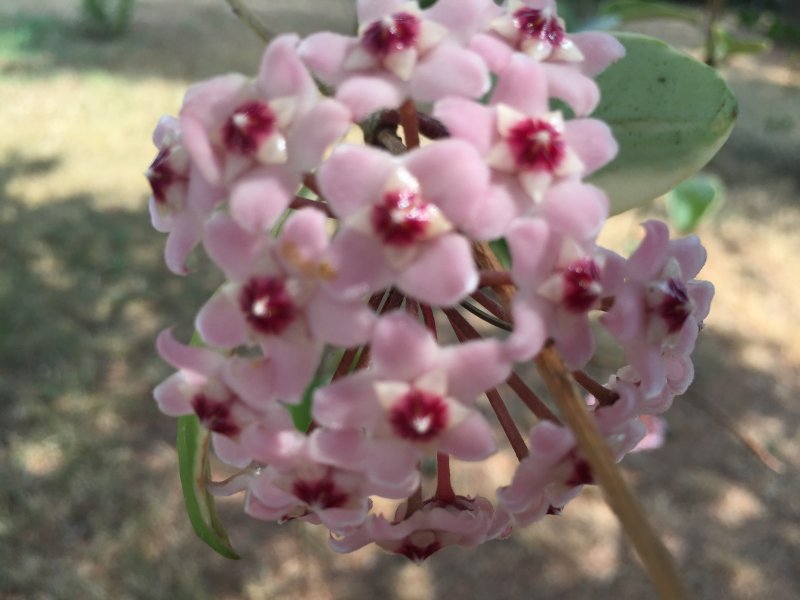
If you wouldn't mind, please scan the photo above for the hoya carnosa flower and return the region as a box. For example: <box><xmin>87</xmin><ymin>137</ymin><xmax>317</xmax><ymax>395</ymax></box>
<box><xmin>329</xmin><ymin>495</ymin><xmax>508</xmax><ymax>561</ymax></box>
<box><xmin>601</xmin><ymin>221</ymin><xmax>714</xmax><ymax>397</ymax></box>
<box><xmin>146</xmin><ymin>116</ymin><xmax>223</xmax><ymax>274</ymax></box>
<box><xmin>180</xmin><ymin>35</ymin><xmax>350</xmax><ymax>231</ymax></box>
<box><xmin>490</xmin><ymin>0</ymin><xmax>582</xmax><ymax>63</ymax></box>
<box><xmin>153</xmin><ymin>329</ymin><xmax>295</xmax><ymax>467</ymax></box>
<box><xmin>318</xmin><ymin>141</ymin><xmax>489</xmax><ymax>306</ymax></box>
<box><xmin>298</xmin><ymin>0</ymin><xmax>492</xmax><ymax>119</ymax></box>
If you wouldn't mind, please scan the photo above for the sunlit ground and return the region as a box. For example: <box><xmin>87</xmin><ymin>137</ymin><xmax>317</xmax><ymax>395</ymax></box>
<box><xmin>0</xmin><ymin>1</ymin><xmax>798</xmax><ymax>599</ymax></box>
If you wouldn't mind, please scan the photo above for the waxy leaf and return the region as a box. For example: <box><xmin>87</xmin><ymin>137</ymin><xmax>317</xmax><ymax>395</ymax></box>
<box><xmin>587</xmin><ymin>33</ymin><xmax>737</xmax><ymax>214</ymax></box>
<box><xmin>177</xmin><ymin>414</ymin><xmax>241</xmax><ymax>559</ymax></box>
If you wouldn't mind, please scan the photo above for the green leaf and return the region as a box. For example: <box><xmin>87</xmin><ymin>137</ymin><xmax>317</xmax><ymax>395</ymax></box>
<box><xmin>587</xmin><ymin>33</ymin><xmax>737</xmax><ymax>214</ymax></box>
<box><xmin>666</xmin><ymin>173</ymin><xmax>724</xmax><ymax>233</ymax></box>
<box><xmin>599</xmin><ymin>1</ymin><xmax>699</xmax><ymax>25</ymax></box>
<box><xmin>489</xmin><ymin>238</ymin><xmax>511</xmax><ymax>269</ymax></box>
<box><xmin>177</xmin><ymin>414</ymin><xmax>241</xmax><ymax>559</ymax></box>
<box><xmin>288</xmin><ymin>377</ymin><xmax>319</xmax><ymax>432</ymax></box>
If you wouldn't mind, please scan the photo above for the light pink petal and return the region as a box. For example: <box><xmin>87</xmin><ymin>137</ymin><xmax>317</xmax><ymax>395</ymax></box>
<box><xmin>439</xmin><ymin>412</ymin><xmax>497</xmax><ymax>460</ymax></box>
<box><xmin>222</xmin><ymin>356</ymin><xmax>280</xmax><ymax>409</ymax></box>
<box><xmin>325</xmin><ymin>229</ymin><xmax>393</xmax><ymax>301</ymax></box>
<box><xmin>186</xmin><ymin>164</ymin><xmax>223</xmax><ymax>216</ymax></box>
<box><xmin>688</xmin><ymin>280</ymin><xmax>714</xmax><ymax>322</ymax></box>
<box><xmin>307</xmin><ymin>291</ymin><xmax>377</xmax><ymax>347</ymax></box>
<box><xmin>313</xmin><ymin>373</ymin><xmax>382</xmax><ymax>429</ymax></box>
<box><xmin>541</xmin><ymin>182</ymin><xmax>608</xmax><ymax>240</ymax></box>
<box><xmin>152</xmin><ymin>115</ymin><xmax>180</xmax><ymax>147</ymax></box>
<box><xmin>229</xmin><ymin>165</ymin><xmax>297</xmax><ymax>233</ymax></box>
<box><xmin>426</xmin><ymin>0</ymin><xmax>502</xmax><ymax>40</ymax></box>
<box><xmin>553</xmin><ymin>314</ymin><xmax>594</xmax><ymax>369</ymax></box>
<box><xmin>309</xmin><ymin>429</ymin><xmax>368</xmax><ymax>470</ymax></box>
<box><xmin>491</xmin><ymin>54</ymin><xmax>548</xmax><ymax>115</ymax></box>
<box><xmin>364</xmin><ymin>439</ymin><xmax>420</xmax><ymax>498</ymax></box>
<box><xmin>462</xmin><ymin>179</ymin><xmax>523</xmax><ymax>240</ymax></box>
<box><xmin>163</xmin><ymin>210</ymin><xmax>203</xmax><ymax>275</ymax></box>
<box><xmin>508</xmin><ymin>217</ymin><xmax>553</xmax><ymax>284</ymax></box>
<box><xmin>265</xmin><ymin>337</ymin><xmax>323</xmax><ymax>403</ymax></box>
<box><xmin>541</xmin><ymin>63</ymin><xmax>600</xmax><ymax>117</ymax></box>
<box><xmin>599</xmin><ymin>248</ymin><xmax>627</xmax><ymax>296</ymax></box>
<box><xmin>630</xmin><ymin>415</ymin><xmax>667</xmax><ymax>452</ymax></box>
<box><xmin>149</xmin><ymin>198</ymin><xmax>171</xmax><ymax>233</ymax></box>
<box><xmin>506</xmin><ymin>299</ymin><xmax>548</xmax><ymax>362</ymax></box>
<box><xmin>627</xmin><ymin>220</ymin><xmax>670</xmax><ymax>281</ymax></box>
<box><xmin>469</xmin><ymin>32</ymin><xmax>513</xmax><ymax>73</ymax></box>
<box><xmin>329</xmin><ymin>525</ymin><xmax>375</xmax><ymax>553</ymax></box>
<box><xmin>242</xmin><ymin>426</ymin><xmax>307</xmax><ymax>466</ymax></box>
<box><xmin>529</xmin><ymin>421</ymin><xmax>575</xmax><ymax>462</ymax></box>
<box><xmin>278</xmin><ymin>208</ymin><xmax>330</xmax><ymax>266</ymax></box>
<box><xmin>195</xmin><ymin>289</ymin><xmax>248</xmax><ymax>349</ymax></box>
<box><xmin>563</xmin><ymin>119</ymin><xmax>618</xmax><ymax>175</ymax></box>
<box><xmin>257</xmin><ymin>34</ymin><xmax>315</xmax><ymax>102</ymax></box>
<box><xmin>211</xmin><ymin>433</ymin><xmax>251</xmax><ymax>468</ymax></box>
<box><xmin>319</xmin><ymin>505</ymin><xmax>370</xmax><ymax>533</ymax></box>
<box><xmin>288</xmin><ymin>99</ymin><xmax>352</xmax><ymax>173</ymax></box>
<box><xmin>371</xmin><ymin>311</ymin><xmax>439</xmax><ymax>380</ymax></box>
<box><xmin>153</xmin><ymin>373</ymin><xmax>194</xmax><ymax>416</ymax></box>
<box><xmin>156</xmin><ymin>328</ymin><xmax>222</xmax><ymax>375</ymax></box>
<box><xmin>204</xmin><ymin>212</ymin><xmax>264</xmax><ymax>280</ymax></box>
<box><xmin>442</xmin><ymin>340</ymin><xmax>512</xmax><ymax>403</ymax></box>
<box><xmin>318</xmin><ymin>145</ymin><xmax>396</xmax><ymax>219</ymax></box>
<box><xmin>627</xmin><ymin>342</ymin><xmax>667</xmax><ymax>398</ymax></box>
<box><xmin>601</xmin><ymin>284</ymin><xmax>645</xmax><ymax>342</ymax></box>
<box><xmin>357</xmin><ymin>0</ymin><xmax>405</xmax><ymax>24</ymax></box>
<box><xmin>336</xmin><ymin>75</ymin><xmax>405</xmax><ymax>120</ymax></box>
<box><xmin>669</xmin><ymin>234</ymin><xmax>707</xmax><ymax>279</ymax></box>
<box><xmin>433</xmin><ymin>97</ymin><xmax>495</xmax><ymax>155</ymax></box>
<box><xmin>397</xmin><ymin>233</ymin><xmax>478</xmax><ymax>306</ymax></box>
<box><xmin>411</xmin><ymin>44</ymin><xmax>490</xmax><ymax>102</ymax></box>
<box><xmin>570</xmin><ymin>32</ymin><xmax>626</xmax><ymax>77</ymax></box>
<box><xmin>298</xmin><ymin>32</ymin><xmax>354</xmax><ymax>85</ymax></box>
<box><xmin>404</xmin><ymin>140</ymin><xmax>489</xmax><ymax>230</ymax></box>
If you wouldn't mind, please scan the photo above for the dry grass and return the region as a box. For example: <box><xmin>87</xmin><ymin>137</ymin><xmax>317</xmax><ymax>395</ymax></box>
<box><xmin>0</xmin><ymin>2</ymin><xmax>798</xmax><ymax>599</ymax></box>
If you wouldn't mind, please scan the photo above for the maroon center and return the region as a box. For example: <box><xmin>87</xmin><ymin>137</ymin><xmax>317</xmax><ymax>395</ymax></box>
<box><xmin>565</xmin><ymin>457</ymin><xmax>593</xmax><ymax>487</ymax></box>
<box><xmin>239</xmin><ymin>276</ymin><xmax>296</xmax><ymax>335</ymax></box>
<box><xmin>507</xmin><ymin>118</ymin><xmax>566</xmax><ymax>172</ymax></box>
<box><xmin>147</xmin><ymin>147</ymin><xmax>183</xmax><ymax>205</ymax></box>
<box><xmin>292</xmin><ymin>478</ymin><xmax>348</xmax><ymax>510</ymax></box>
<box><xmin>562</xmin><ymin>258</ymin><xmax>602</xmax><ymax>313</ymax></box>
<box><xmin>371</xmin><ymin>189</ymin><xmax>433</xmax><ymax>246</ymax></box>
<box><xmin>191</xmin><ymin>393</ymin><xmax>240</xmax><ymax>436</ymax></box>
<box><xmin>396</xmin><ymin>539</ymin><xmax>442</xmax><ymax>563</ymax></box>
<box><xmin>388</xmin><ymin>389</ymin><xmax>448</xmax><ymax>442</ymax></box>
<box><xmin>658</xmin><ymin>278</ymin><xmax>692</xmax><ymax>334</ymax></box>
<box><xmin>361</xmin><ymin>12</ymin><xmax>421</xmax><ymax>57</ymax></box>
<box><xmin>222</xmin><ymin>101</ymin><xmax>277</xmax><ymax>155</ymax></box>
<box><xmin>512</xmin><ymin>8</ymin><xmax>566</xmax><ymax>48</ymax></box>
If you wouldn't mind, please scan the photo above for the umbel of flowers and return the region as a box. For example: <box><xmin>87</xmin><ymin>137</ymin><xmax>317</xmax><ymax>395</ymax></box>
<box><xmin>148</xmin><ymin>0</ymin><xmax>713</xmax><ymax>563</ymax></box>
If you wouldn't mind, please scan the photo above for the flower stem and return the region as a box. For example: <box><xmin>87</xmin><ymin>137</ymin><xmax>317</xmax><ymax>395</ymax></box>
<box><xmin>223</xmin><ymin>0</ymin><xmax>273</xmax><ymax>43</ymax></box>
<box><xmin>434</xmin><ymin>453</ymin><xmax>456</xmax><ymax>503</ymax></box>
<box><xmin>478</xmin><ymin>269</ymin><xmax>514</xmax><ymax>288</ymax></box>
<box><xmin>506</xmin><ymin>372</ymin><xmax>559</xmax><ymax>422</ymax></box>
<box><xmin>288</xmin><ymin>195</ymin><xmax>334</xmax><ymax>217</ymax></box>
<box><xmin>572</xmin><ymin>370</ymin><xmax>620</xmax><ymax>407</ymax></box>
<box><xmin>399</xmin><ymin>99</ymin><xmax>421</xmax><ymax>149</ymax></box>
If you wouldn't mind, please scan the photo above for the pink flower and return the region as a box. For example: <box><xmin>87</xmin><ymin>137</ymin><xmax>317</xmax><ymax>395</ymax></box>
<box><xmin>299</xmin><ymin>0</ymin><xmax>493</xmax><ymax>118</ymax></box>
<box><xmin>318</xmin><ymin>141</ymin><xmax>490</xmax><ymax>306</ymax></box>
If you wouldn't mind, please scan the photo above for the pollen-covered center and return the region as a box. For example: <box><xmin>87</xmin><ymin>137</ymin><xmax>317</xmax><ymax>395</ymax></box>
<box><xmin>512</xmin><ymin>8</ymin><xmax>566</xmax><ymax>48</ymax></box>
<box><xmin>653</xmin><ymin>278</ymin><xmax>693</xmax><ymax>334</ymax></box>
<box><xmin>191</xmin><ymin>393</ymin><xmax>240</xmax><ymax>436</ymax></box>
<box><xmin>562</xmin><ymin>258</ymin><xmax>602</xmax><ymax>313</ymax></box>
<box><xmin>372</xmin><ymin>188</ymin><xmax>437</xmax><ymax>246</ymax></box>
<box><xmin>292</xmin><ymin>477</ymin><xmax>348</xmax><ymax>510</ymax></box>
<box><xmin>361</xmin><ymin>12</ymin><xmax>421</xmax><ymax>57</ymax></box>
<box><xmin>507</xmin><ymin>118</ymin><xmax>566</xmax><ymax>172</ymax></box>
<box><xmin>388</xmin><ymin>389</ymin><xmax>448</xmax><ymax>441</ymax></box>
<box><xmin>239</xmin><ymin>276</ymin><xmax>296</xmax><ymax>335</ymax></box>
<box><xmin>222</xmin><ymin>100</ymin><xmax>277</xmax><ymax>155</ymax></box>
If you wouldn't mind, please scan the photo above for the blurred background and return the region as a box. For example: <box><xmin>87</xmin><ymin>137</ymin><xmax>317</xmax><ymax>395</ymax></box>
<box><xmin>0</xmin><ymin>1</ymin><xmax>797</xmax><ymax>598</ymax></box>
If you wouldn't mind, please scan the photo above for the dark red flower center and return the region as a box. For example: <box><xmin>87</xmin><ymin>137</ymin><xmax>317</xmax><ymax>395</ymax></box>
<box><xmin>239</xmin><ymin>276</ymin><xmax>296</xmax><ymax>335</ymax></box>
<box><xmin>562</xmin><ymin>258</ymin><xmax>602</xmax><ymax>313</ymax></box>
<box><xmin>396</xmin><ymin>538</ymin><xmax>442</xmax><ymax>563</ymax></box>
<box><xmin>191</xmin><ymin>393</ymin><xmax>240</xmax><ymax>436</ymax></box>
<box><xmin>147</xmin><ymin>147</ymin><xmax>185</xmax><ymax>206</ymax></box>
<box><xmin>222</xmin><ymin>101</ymin><xmax>277</xmax><ymax>155</ymax></box>
<box><xmin>371</xmin><ymin>189</ymin><xmax>434</xmax><ymax>246</ymax></box>
<box><xmin>657</xmin><ymin>278</ymin><xmax>692</xmax><ymax>334</ymax></box>
<box><xmin>512</xmin><ymin>8</ymin><xmax>566</xmax><ymax>48</ymax></box>
<box><xmin>565</xmin><ymin>457</ymin><xmax>593</xmax><ymax>487</ymax></box>
<box><xmin>361</xmin><ymin>12</ymin><xmax>421</xmax><ymax>57</ymax></box>
<box><xmin>388</xmin><ymin>389</ymin><xmax>448</xmax><ymax>441</ymax></box>
<box><xmin>292</xmin><ymin>478</ymin><xmax>348</xmax><ymax>510</ymax></box>
<box><xmin>506</xmin><ymin>118</ymin><xmax>566</xmax><ymax>172</ymax></box>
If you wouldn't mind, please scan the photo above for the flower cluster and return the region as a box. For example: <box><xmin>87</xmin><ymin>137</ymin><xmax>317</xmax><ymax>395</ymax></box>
<box><xmin>148</xmin><ymin>0</ymin><xmax>713</xmax><ymax>561</ymax></box>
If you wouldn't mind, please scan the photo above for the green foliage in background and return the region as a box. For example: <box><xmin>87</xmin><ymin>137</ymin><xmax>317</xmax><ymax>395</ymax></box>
<box><xmin>81</xmin><ymin>0</ymin><xmax>136</xmax><ymax>38</ymax></box>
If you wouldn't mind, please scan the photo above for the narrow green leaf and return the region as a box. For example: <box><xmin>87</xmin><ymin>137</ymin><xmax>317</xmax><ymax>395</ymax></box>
<box><xmin>666</xmin><ymin>173</ymin><xmax>724</xmax><ymax>233</ymax></box>
<box><xmin>587</xmin><ymin>33</ymin><xmax>737</xmax><ymax>214</ymax></box>
<box><xmin>177</xmin><ymin>414</ymin><xmax>241</xmax><ymax>559</ymax></box>
<box><xmin>489</xmin><ymin>238</ymin><xmax>511</xmax><ymax>269</ymax></box>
